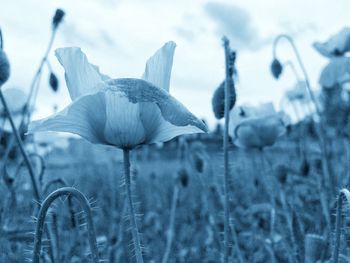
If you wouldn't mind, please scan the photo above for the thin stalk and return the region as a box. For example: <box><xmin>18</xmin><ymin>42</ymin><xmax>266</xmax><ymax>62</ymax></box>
<box><xmin>0</xmin><ymin>89</ymin><xmax>41</xmax><ymax>202</ymax></box>
<box><xmin>333</xmin><ymin>188</ymin><xmax>350</xmax><ymax>263</ymax></box>
<box><xmin>32</xmin><ymin>187</ymin><xmax>99</xmax><ymax>263</ymax></box>
<box><xmin>273</xmin><ymin>34</ymin><xmax>333</xmax><ymax>199</ymax></box>
<box><xmin>283</xmin><ymin>60</ymin><xmax>301</xmax><ymax>81</ymax></box>
<box><xmin>0</xmin><ymin>28</ymin><xmax>3</xmax><ymax>49</ymax></box>
<box><xmin>123</xmin><ymin>148</ymin><xmax>144</xmax><ymax>263</ymax></box>
<box><xmin>162</xmin><ymin>185</ymin><xmax>179</xmax><ymax>263</ymax></box>
<box><xmin>222</xmin><ymin>36</ymin><xmax>231</xmax><ymax>263</ymax></box>
<box><xmin>26</xmin><ymin>28</ymin><xmax>57</xmax><ymax>110</ymax></box>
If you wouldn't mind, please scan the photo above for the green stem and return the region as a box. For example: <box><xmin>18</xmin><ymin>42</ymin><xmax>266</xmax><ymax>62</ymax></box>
<box><xmin>273</xmin><ymin>34</ymin><xmax>334</xmax><ymax>198</ymax></box>
<box><xmin>333</xmin><ymin>189</ymin><xmax>350</xmax><ymax>263</ymax></box>
<box><xmin>223</xmin><ymin>37</ymin><xmax>231</xmax><ymax>263</ymax></box>
<box><xmin>0</xmin><ymin>89</ymin><xmax>41</xmax><ymax>202</ymax></box>
<box><xmin>123</xmin><ymin>148</ymin><xmax>144</xmax><ymax>263</ymax></box>
<box><xmin>32</xmin><ymin>187</ymin><xmax>99</xmax><ymax>263</ymax></box>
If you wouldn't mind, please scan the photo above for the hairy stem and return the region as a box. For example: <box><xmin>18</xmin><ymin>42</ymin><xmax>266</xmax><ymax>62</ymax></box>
<box><xmin>222</xmin><ymin>36</ymin><xmax>231</xmax><ymax>263</ymax></box>
<box><xmin>333</xmin><ymin>188</ymin><xmax>350</xmax><ymax>263</ymax></box>
<box><xmin>32</xmin><ymin>187</ymin><xmax>99</xmax><ymax>263</ymax></box>
<box><xmin>0</xmin><ymin>89</ymin><xmax>41</xmax><ymax>202</ymax></box>
<box><xmin>123</xmin><ymin>148</ymin><xmax>144</xmax><ymax>263</ymax></box>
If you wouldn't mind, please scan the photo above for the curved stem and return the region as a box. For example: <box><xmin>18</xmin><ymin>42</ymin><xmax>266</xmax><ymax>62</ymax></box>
<box><xmin>27</xmin><ymin>28</ymin><xmax>57</xmax><ymax>108</ymax></box>
<box><xmin>333</xmin><ymin>188</ymin><xmax>350</xmax><ymax>263</ymax></box>
<box><xmin>32</xmin><ymin>187</ymin><xmax>99</xmax><ymax>263</ymax></box>
<box><xmin>42</xmin><ymin>177</ymin><xmax>77</xmax><ymax>228</ymax></box>
<box><xmin>274</xmin><ymin>34</ymin><xmax>334</xmax><ymax>196</ymax></box>
<box><xmin>0</xmin><ymin>89</ymin><xmax>41</xmax><ymax>202</ymax></box>
<box><xmin>273</xmin><ymin>34</ymin><xmax>320</xmax><ymax>114</ymax></box>
<box><xmin>123</xmin><ymin>148</ymin><xmax>144</xmax><ymax>263</ymax></box>
<box><xmin>283</xmin><ymin>60</ymin><xmax>301</xmax><ymax>81</ymax></box>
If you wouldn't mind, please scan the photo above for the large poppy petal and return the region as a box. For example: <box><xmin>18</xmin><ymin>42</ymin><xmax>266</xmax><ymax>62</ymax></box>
<box><xmin>55</xmin><ymin>47</ymin><xmax>109</xmax><ymax>100</ymax></box>
<box><xmin>142</xmin><ymin>41</ymin><xmax>176</xmax><ymax>92</ymax></box>
<box><xmin>28</xmin><ymin>92</ymin><xmax>107</xmax><ymax>144</ymax></box>
<box><xmin>103</xmin><ymin>89</ymin><xmax>146</xmax><ymax>148</ymax></box>
<box><xmin>139</xmin><ymin>102</ymin><xmax>205</xmax><ymax>144</ymax></box>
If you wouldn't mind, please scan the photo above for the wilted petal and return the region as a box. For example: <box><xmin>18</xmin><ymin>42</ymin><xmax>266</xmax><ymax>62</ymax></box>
<box><xmin>142</xmin><ymin>41</ymin><xmax>176</xmax><ymax>92</ymax></box>
<box><xmin>313</xmin><ymin>27</ymin><xmax>350</xmax><ymax>57</ymax></box>
<box><xmin>28</xmin><ymin>92</ymin><xmax>107</xmax><ymax>144</ymax></box>
<box><xmin>319</xmin><ymin>57</ymin><xmax>350</xmax><ymax>88</ymax></box>
<box><xmin>55</xmin><ymin>47</ymin><xmax>109</xmax><ymax>100</ymax></box>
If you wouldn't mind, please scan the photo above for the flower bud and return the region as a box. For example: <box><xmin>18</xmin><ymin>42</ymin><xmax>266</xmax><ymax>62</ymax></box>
<box><xmin>275</xmin><ymin>164</ymin><xmax>288</xmax><ymax>184</ymax></box>
<box><xmin>52</xmin><ymin>9</ymin><xmax>65</xmax><ymax>29</ymax></box>
<box><xmin>177</xmin><ymin>168</ymin><xmax>188</xmax><ymax>188</ymax></box>
<box><xmin>49</xmin><ymin>72</ymin><xmax>59</xmax><ymax>92</ymax></box>
<box><xmin>0</xmin><ymin>50</ymin><xmax>10</xmax><ymax>86</ymax></box>
<box><xmin>270</xmin><ymin>58</ymin><xmax>283</xmax><ymax>79</ymax></box>
<box><xmin>300</xmin><ymin>159</ymin><xmax>310</xmax><ymax>177</ymax></box>
<box><xmin>212</xmin><ymin>78</ymin><xmax>236</xmax><ymax>119</ymax></box>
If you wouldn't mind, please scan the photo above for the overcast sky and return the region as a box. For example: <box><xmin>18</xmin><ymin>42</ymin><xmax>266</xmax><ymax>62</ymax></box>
<box><xmin>1</xmin><ymin>0</ymin><xmax>349</xmax><ymax>128</ymax></box>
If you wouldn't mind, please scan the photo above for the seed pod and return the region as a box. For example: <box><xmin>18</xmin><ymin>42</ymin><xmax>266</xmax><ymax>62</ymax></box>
<box><xmin>211</xmin><ymin>78</ymin><xmax>236</xmax><ymax>119</ymax></box>
<box><xmin>177</xmin><ymin>168</ymin><xmax>188</xmax><ymax>188</ymax></box>
<box><xmin>49</xmin><ymin>72</ymin><xmax>59</xmax><ymax>92</ymax></box>
<box><xmin>52</xmin><ymin>9</ymin><xmax>65</xmax><ymax>29</ymax></box>
<box><xmin>271</xmin><ymin>58</ymin><xmax>283</xmax><ymax>79</ymax></box>
<box><xmin>0</xmin><ymin>49</ymin><xmax>10</xmax><ymax>86</ymax></box>
<box><xmin>300</xmin><ymin>159</ymin><xmax>310</xmax><ymax>177</ymax></box>
<box><xmin>275</xmin><ymin>164</ymin><xmax>288</xmax><ymax>184</ymax></box>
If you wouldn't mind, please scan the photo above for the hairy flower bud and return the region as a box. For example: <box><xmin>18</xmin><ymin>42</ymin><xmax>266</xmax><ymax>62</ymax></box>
<box><xmin>177</xmin><ymin>168</ymin><xmax>188</xmax><ymax>188</ymax></box>
<box><xmin>271</xmin><ymin>58</ymin><xmax>283</xmax><ymax>79</ymax></box>
<box><xmin>0</xmin><ymin>50</ymin><xmax>10</xmax><ymax>86</ymax></box>
<box><xmin>52</xmin><ymin>9</ymin><xmax>65</xmax><ymax>29</ymax></box>
<box><xmin>212</xmin><ymin>78</ymin><xmax>236</xmax><ymax>119</ymax></box>
<box><xmin>300</xmin><ymin>159</ymin><xmax>310</xmax><ymax>177</ymax></box>
<box><xmin>49</xmin><ymin>72</ymin><xmax>59</xmax><ymax>92</ymax></box>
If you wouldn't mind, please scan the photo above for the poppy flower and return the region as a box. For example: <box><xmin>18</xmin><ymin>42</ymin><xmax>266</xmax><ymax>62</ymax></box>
<box><xmin>313</xmin><ymin>27</ymin><xmax>350</xmax><ymax>58</ymax></box>
<box><xmin>319</xmin><ymin>57</ymin><xmax>350</xmax><ymax>88</ymax></box>
<box><xmin>229</xmin><ymin>103</ymin><xmax>289</xmax><ymax>148</ymax></box>
<box><xmin>285</xmin><ymin>81</ymin><xmax>310</xmax><ymax>102</ymax></box>
<box><xmin>0</xmin><ymin>88</ymin><xmax>27</xmax><ymax>132</ymax></box>
<box><xmin>28</xmin><ymin>42</ymin><xmax>207</xmax><ymax>148</ymax></box>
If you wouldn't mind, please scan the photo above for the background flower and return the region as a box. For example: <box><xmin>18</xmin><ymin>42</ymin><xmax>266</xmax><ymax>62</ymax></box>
<box><xmin>319</xmin><ymin>57</ymin><xmax>350</xmax><ymax>88</ymax></box>
<box><xmin>229</xmin><ymin>103</ymin><xmax>289</xmax><ymax>148</ymax></box>
<box><xmin>313</xmin><ymin>27</ymin><xmax>350</xmax><ymax>58</ymax></box>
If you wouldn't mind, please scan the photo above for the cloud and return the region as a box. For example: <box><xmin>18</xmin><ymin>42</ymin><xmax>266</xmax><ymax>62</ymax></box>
<box><xmin>204</xmin><ymin>2</ymin><xmax>263</xmax><ymax>50</ymax></box>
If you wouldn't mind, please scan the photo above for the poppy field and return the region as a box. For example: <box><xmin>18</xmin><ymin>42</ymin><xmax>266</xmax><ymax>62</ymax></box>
<box><xmin>1</xmin><ymin>4</ymin><xmax>350</xmax><ymax>263</ymax></box>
